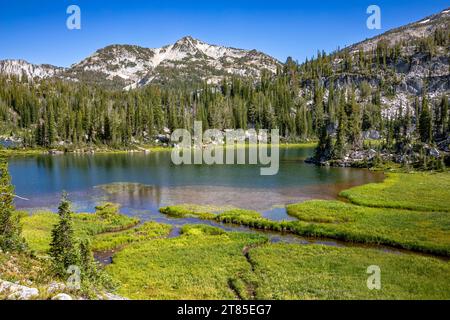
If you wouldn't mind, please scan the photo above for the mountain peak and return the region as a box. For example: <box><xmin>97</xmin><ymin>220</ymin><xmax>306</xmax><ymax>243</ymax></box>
<box><xmin>66</xmin><ymin>36</ymin><xmax>280</xmax><ymax>89</ymax></box>
<box><xmin>176</xmin><ymin>35</ymin><xmax>197</xmax><ymax>43</ymax></box>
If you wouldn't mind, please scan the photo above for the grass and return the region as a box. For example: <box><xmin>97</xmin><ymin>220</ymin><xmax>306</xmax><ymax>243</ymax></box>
<box><xmin>160</xmin><ymin>201</ymin><xmax>450</xmax><ymax>256</ymax></box>
<box><xmin>286</xmin><ymin>200</ymin><xmax>450</xmax><ymax>256</ymax></box>
<box><xmin>106</xmin><ymin>225</ymin><xmax>268</xmax><ymax>300</ymax></box>
<box><xmin>0</xmin><ymin>142</ymin><xmax>313</xmax><ymax>157</ymax></box>
<box><xmin>246</xmin><ymin>244</ymin><xmax>450</xmax><ymax>300</ymax></box>
<box><xmin>340</xmin><ymin>172</ymin><xmax>450</xmax><ymax>212</ymax></box>
<box><xmin>0</xmin><ymin>148</ymin><xmax>45</xmax><ymax>157</ymax></box>
<box><xmin>0</xmin><ymin>251</ymin><xmax>50</xmax><ymax>285</ymax></box>
<box><xmin>21</xmin><ymin>207</ymin><xmax>139</xmax><ymax>253</ymax></box>
<box><xmin>91</xmin><ymin>221</ymin><xmax>172</xmax><ymax>251</ymax></box>
<box><xmin>278</xmin><ymin>142</ymin><xmax>317</xmax><ymax>148</ymax></box>
<box><xmin>104</xmin><ymin>225</ymin><xmax>450</xmax><ymax>300</ymax></box>
<box><xmin>161</xmin><ymin>171</ymin><xmax>450</xmax><ymax>255</ymax></box>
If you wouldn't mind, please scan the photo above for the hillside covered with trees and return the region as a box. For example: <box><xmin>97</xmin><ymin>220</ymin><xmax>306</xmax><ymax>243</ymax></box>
<box><xmin>0</xmin><ymin>10</ymin><xmax>448</xmax><ymax>170</ymax></box>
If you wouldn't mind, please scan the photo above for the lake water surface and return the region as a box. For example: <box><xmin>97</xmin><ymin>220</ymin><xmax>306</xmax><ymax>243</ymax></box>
<box><xmin>9</xmin><ymin>147</ymin><xmax>384</xmax><ymax>223</ymax></box>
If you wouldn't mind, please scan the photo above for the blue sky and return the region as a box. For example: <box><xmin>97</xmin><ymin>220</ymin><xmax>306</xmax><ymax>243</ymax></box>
<box><xmin>0</xmin><ymin>0</ymin><xmax>448</xmax><ymax>67</ymax></box>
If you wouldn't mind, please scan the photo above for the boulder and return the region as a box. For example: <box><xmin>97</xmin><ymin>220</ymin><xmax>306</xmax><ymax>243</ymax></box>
<box><xmin>97</xmin><ymin>292</ymin><xmax>129</xmax><ymax>300</ymax></box>
<box><xmin>46</xmin><ymin>282</ymin><xmax>66</xmax><ymax>294</ymax></box>
<box><xmin>52</xmin><ymin>293</ymin><xmax>73</xmax><ymax>300</ymax></box>
<box><xmin>0</xmin><ymin>279</ymin><xmax>39</xmax><ymax>300</ymax></box>
<box><xmin>429</xmin><ymin>148</ymin><xmax>440</xmax><ymax>157</ymax></box>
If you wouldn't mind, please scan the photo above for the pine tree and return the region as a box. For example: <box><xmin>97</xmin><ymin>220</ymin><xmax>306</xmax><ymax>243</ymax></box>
<box><xmin>419</xmin><ymin>95</ymin><xmax>432</xmax><ymax>143</ymax></box>
<box><xmin>314</xmin><ymin>119</ymin><xmax>333</xmax><ymax>162</ymax></box>
<box><xmin>79</xmin><ymin>239</ymin><xmax>97</xmax><ymax>281</ymax></box>
<box><xmin>0</xmin><ymin>159</ymin><xmax>25</xmax><ymax>252</ymax></box>
<box><xmin>49</xmin><ymin>193</ymin><xmax>79</xmax><ymax>276</ymax></box>
<box><xmin>440</xmin><ymin>95</ymin><xmax>448</xmax><ymax>137</ymax></box>
<box><xmin>334</xmin><ymin>100</ymin><xmax>347</xmax><ymax>159</ymax></box>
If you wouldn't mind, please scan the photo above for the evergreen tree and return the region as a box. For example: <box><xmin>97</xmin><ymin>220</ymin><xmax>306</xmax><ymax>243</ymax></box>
<box><xmin>49</xmin><ymin>193</ymin><xmax>79</xmax><ymax>277</ymax></box>
<box><xmin>419</xmin><ymin>95</ymin><xmax>432</xmax><ymax>143</ymax></box>
<box><xmin>79</xmin><ymin>239</ymin><xmax>97</xmax><ymax>281</ymax></box>
<box><xmin>314</xmin><ymin>119</ymin><xmax>333</xmax><ymax>162</ymax></box>
<box><xmin>439</xmin><ymin>95</ymin><xmax>448</xmax><ymax>137</ymax></box>
<box><xmin>0</xmin><ymin>159</ymin><xmax>25</xmax><ymax>252</ymax></box>
<box><xmin>334</xmin><ymin>100</ymin><xmax>347</xmax><ymax>159</ymax></box>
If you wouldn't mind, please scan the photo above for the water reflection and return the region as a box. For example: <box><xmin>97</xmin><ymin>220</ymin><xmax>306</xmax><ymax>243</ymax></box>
<box><xmin>9</xmin><ymin>148</ymin><xmax>384</xmax><ymax>221</ymax></box>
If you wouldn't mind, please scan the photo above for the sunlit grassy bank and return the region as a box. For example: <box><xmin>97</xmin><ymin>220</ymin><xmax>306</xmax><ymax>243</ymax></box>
<box><xmin>106</xmin><ymin>225</ymin><xmax>267</xmax><ymax>300</ymax></box>
<box><xmin>91</xmin><ymin>221</ymin><xmax>172</xmax><ymax>251</ymax></box>
<box><xmin>286</xmin><ymin>200</ymin><xmax>450</xmax><ymax>255</ymax></box>
<box><xmin>0</xmin><ymin>148</ymin><xmax>45</xmax><ymax>157</ymax></box>
<box><xmin>160</xmin><ymin>202</ymin><xmax>450</xmax><ymax>256</ymax></box>
<box><xmin>0</xmin><ymin>142</ymin><xmax>316</xmax><ymax>158</ymax></box>
<box><xmin>247</xmin><ymin>244</ymin><xmax>450</xmax><ymax>300</ymax></box>
<box><xmin>340</xmin><ymin>172</ymin><xmax>450</xmax><ymax>212</ymax></box>
<box><xmin>21</xmin><ymin>204</ymin><xmax>139</xmax><ymax>253</ymax></box>
<box><xmin>104</xmin><ymin>225</ymin><xmax>450</xmax><ymax>300</ymax></box>
<box><xmin>160</xmin><ymin>171</ymin><xmax>450</xmax><ymax>255</ymax></box>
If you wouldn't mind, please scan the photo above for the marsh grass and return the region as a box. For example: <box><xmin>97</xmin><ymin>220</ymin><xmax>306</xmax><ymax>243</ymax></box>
<box><xmin>106</xmin><ymin>225</ymin><xmax>268</xmax><ymax>300</ymax></box>
<box><xmin>21</xmin><ymin>210</ymin><xmax>139</xmax><ymax>253</ymax></box>
<box><xmin>160</xmin><ymin>199</ymin><xmax>450</xmax><ymax>256</ymax></box>
<box><xmin>287</xmin><ymin>200</ymin><xmax>450</xmax><ymax>256</ymax></box>
<box><xmin>247</xmin><ymin>244</ymin><xmax>450</xmax><ymax>299</ymax></box>
<box><xmin>340</xmin><ymin>172</ymin><xmax>450</xmax><ymax>212</ymax></box>
<box><xmin>104</xmin><ymin>225</ymin><xmax>450</xmax><ymax>300</ymax></box>
<box><xmin>91</xmin><ymin>221</ymin><xmax>172</xmax><ymax>251</ymax></box>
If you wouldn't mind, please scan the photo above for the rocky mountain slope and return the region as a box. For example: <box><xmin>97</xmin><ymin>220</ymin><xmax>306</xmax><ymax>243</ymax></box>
<box><xmin>0</xmin><ymin>36</ymin><xmax>281</xmax><ymax>89</ymax></box>
<box><xmin>70</xmin><ymin>36</ymin><xmax>280</xmax><ymax>89</ymax></box>
<box><xmin>0</xmin><ymin>8</ymin><xmax>448</xmax><ymax>97</ymax></box>
<box><xmin>349</xmin><ymin>8</ymin><xmax>450</xmax><ymax>52</ymax></box>
<box><xmin>306</xmin><ymin>7</ymin><xmax>449</xmax><ymax>117</ymax></box>
<box><xmin>0</xmin><ymin>59</ymin><xmax>63</xmax><ymax>81</ymax></box>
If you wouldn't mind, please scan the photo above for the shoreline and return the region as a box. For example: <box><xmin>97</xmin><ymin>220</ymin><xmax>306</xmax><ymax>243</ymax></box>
<box><xmin>0</xmin><ymin>142</ymin><xmax>318</xmax><ymax>157</ymax></box>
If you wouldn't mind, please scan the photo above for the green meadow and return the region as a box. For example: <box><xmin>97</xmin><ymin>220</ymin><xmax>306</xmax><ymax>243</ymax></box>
<box><xmin>106</xmin><ymin>225</ymin><xmax>267</xmax><ymax>300</ymax></box>
<box><xmin>21</xmin><ymin>204</ymin><xmax>139</xmax><ymax>253</ymax></box>
<box><xmin>247</xmin><ymin>244</ymin><xmax>450</xmax><ymax>300</ymax></box>
<box><xmin>105</xmin><ymin>225</ymin><xmax>450</xmax><ymax>300</ymax></box>
<box><xmin>160</xmin><ymin>198</ymin><xmax>450</xmax><ymax>256</ymax></box>
<box><xmin>339</xmin><ymin>172</ymin><xmax>450</xmax><ymax>212</ymax></box>
<box><xmin>14</xmin><ymin>171</ymin><xmax>450</xmax><ymax>299</ymax></box>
